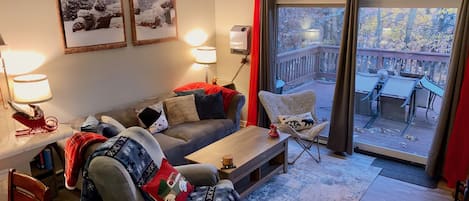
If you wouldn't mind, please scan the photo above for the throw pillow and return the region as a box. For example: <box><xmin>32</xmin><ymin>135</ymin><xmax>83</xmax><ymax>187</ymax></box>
<box><xmin>96</xmin><ymin>123</ymin><xmax>120</xmax><ymax>138</ymax></box>
<box><xmin>164</xmin><ymin>95</ymin><xmax>200</xmax><ymax>126</ymax></box>
<box><xmin>100</xmin><ymin>115</ymin><xmax>126</xmax><ymax>132</ymax></box>
<box><xmin>194</xmin><ymin>92</ymin><xmax>226</xmax><ymax>120</ymax></box>
<box><xmin>137</xmin><ymin>102</ymin><xmax>168</xmax><ymax>134</ymax></box>
<box><xmin>80</xmin><ymin>115</ymin><xmax>100</xmax><ymax>132</ymax></box>
<box><xmin>142</xmin><ymin>159</ymin><xmax>194</xmax><ymax>201</ymax></box>
<box><xmin>173</xmin><ymin>82</ymin><xmax>239</xmax><ymax>113</ymax></box>
<box><xmin>175</xmin><ymin>88</ymin><xmax>205</xmax><ymax>96</ymax></box>
<box><xmin>278</xmin><ymin>112</ymin><xmax>315</xmax><ymax>131</ymax></box>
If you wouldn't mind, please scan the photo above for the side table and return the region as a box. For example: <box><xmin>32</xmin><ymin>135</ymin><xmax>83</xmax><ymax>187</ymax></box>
<box><xmin>0</xmin><ymin>123</ymin><xmax>73</xmax><ymax>200</ymax></box>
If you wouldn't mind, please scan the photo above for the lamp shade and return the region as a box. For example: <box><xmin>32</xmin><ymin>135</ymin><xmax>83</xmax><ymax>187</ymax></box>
<box><xmin>194</xmin><ymin>46</ymin><xmax>217</xmax><ymax>64</ymax></box>
<box><xmin>13</xmin><ymin>74</ymin><xmax>52</xmax><ymax>104</ymax></box>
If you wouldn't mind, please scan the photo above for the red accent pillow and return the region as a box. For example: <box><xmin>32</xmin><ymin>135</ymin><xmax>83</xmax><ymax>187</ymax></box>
<box><xmin>173</xmin><ymin>82</ymin><xmax>239</xmax><ymax>112</ymax></box>
<box><xmin>142</xmin><ymin>159</ymin><xmax>194</xmax><ymax>201</ymax></box>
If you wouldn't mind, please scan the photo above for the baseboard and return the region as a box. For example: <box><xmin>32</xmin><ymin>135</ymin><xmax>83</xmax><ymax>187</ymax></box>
<box><xmin>354</xmin><ymin>142</ymin><xmax>427</xmax><ymax>165</ymax></box>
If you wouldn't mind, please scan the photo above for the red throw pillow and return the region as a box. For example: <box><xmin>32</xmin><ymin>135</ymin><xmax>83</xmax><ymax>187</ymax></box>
<box><xmin>142</xmin><ymin>159</ymin><xmax>194</xmax><ymax>201</ymax></box>
<box><xmin>173</xmin><ymin>82</ymin><xmax>239</xmax><ymax>112</ymax></box>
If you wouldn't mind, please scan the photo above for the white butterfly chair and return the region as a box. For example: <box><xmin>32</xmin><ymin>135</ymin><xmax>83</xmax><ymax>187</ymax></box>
<box><xmin>258</xmin><ymin>90</ymin><xmax>329</xmax><ymax>164</ymax></box>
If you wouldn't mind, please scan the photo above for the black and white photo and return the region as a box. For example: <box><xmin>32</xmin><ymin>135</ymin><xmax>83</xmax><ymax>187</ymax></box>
<box><xmin>129</xmin><ymin>0</ymin><xmax>177</xmax><ymax>45</ymax></box>
<box><xmin>58</xmin><ymin>0</ymin><xmax>127</xmax><ymax>53</ymax></box>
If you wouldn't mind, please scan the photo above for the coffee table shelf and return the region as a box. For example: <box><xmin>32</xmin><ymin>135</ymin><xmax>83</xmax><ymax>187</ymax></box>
<box><xmin>185</xmin><ymin>126</ymin><xmax>289</xmax><ymax>198</ymax></box>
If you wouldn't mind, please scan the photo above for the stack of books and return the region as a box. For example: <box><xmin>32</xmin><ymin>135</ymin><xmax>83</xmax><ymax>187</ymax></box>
<box><xmin>33</xmin><ymin>148</ymin><xmax>54</xmax><ymax>171</ymax></box>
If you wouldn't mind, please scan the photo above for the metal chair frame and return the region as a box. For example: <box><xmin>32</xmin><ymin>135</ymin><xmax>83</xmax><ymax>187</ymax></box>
<box><xmin>258</xmin><ymin>90</ymin><xmax>329</xmax><ymax>165</ymax></box>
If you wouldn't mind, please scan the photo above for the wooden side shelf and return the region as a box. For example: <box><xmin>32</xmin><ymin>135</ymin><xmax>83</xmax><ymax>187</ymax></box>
<box><xmin>234</xmin><ymin>149</ymin><xmax>286</xmax><ymax>198</ymax></box>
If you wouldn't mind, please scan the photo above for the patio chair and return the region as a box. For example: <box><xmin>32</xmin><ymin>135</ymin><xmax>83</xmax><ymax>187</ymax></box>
<box><xmin>379</xmin><ymin>76</ymin><xmax>418</xmax><ymax>134</ymax></box>
<box><xmin>355</xmin><ymin>72</ymin><xmax>382</xmax><ymax>127</ymax></box>
<box><xmin>419</xmin><ymin>76</ymin><xmax>444</xmax><ymax>121</ymax></box>
<box><xmin>258</xmin><ymin>90</ymin><xmax>329</xmax><ymax>164</ymax></box>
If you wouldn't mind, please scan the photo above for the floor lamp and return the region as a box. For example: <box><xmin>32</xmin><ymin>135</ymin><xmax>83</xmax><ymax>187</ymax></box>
<box><xmin>0</xmin><ymin>34</ymin><xmax>10</xmax><ymax>109</ymax></box>
<box><xmin>194</xmin><ymin>46</ymin><xmax>217</xmax><ymax>83</ymax></box>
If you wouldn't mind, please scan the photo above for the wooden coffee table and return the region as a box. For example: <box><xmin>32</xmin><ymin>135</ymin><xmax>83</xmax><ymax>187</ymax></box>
<box><xmin>185</xmin><ymin>126</ymin><xmax>289</xmax><ymax>198</ymax></box>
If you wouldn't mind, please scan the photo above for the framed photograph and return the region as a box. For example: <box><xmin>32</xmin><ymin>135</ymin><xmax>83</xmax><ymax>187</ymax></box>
<box><xmin>57</xmin><ymin>0</ymin><xmax>127</xmax><ymax>54</ymax></box>
<box><xmin>129</xmin><ymin>0</ymin><xmax>178</xmax><ymax>46</ymax></box>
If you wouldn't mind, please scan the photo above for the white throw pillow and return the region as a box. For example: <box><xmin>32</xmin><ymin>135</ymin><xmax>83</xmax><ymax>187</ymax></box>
<box><xmin>278</xmin><ymin>112</ymin><xmax>315</xmax><ymax>131</ymax></box>
<box><xmin>101</xmin><ymin>115</ymin><xmax>126</xmax><ymax>132</ymax></box>
<box><xmin>136</xmin><ymin>102</ymin><xmax>168</xmax><ymax>134</ymax></box>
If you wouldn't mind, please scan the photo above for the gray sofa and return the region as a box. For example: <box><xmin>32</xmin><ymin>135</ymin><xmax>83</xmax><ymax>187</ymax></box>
<box><xmin>65</xmin><ymin>92</ymin><xmax>245</xmax><ymax>165</ymax></box>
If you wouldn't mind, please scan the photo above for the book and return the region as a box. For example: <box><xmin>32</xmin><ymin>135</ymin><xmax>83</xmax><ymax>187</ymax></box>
<box><xmin>43</xmin><ymin>148</ymin><xmax>53</xmax><ymax>171</ymax></box>
<box><xmin>38</xmin><ymin>151</ymin><xmax>45</xmax><ymax>169</ymax></box>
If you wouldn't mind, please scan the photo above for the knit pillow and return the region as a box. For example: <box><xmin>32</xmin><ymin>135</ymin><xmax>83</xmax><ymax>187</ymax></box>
<box><xmin>278</xmin><ymin>112</ymin><xmax>315</xmax><ymax>131</ymax></box>
<box><xmin>142</xmin><ymin>159</ymin><xmax>194</xmax><ymax>201</ymax></box>
<box><xmin>137</xmin><ymin>102</ymin><xmax>168</xmax><ymax>134</ymax></box>
<box><xmin>164</xmin><ymin>95</ymin><xmax>200</xmax><ymax>126</ymax></box>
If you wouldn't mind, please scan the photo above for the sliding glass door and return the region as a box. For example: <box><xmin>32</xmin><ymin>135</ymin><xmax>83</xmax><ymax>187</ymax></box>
<box><xmin>353</xmin><ymin>6</ymin><xmax>458</xmax><ymax>164</ymax></box>
<box><xmin>276</xmin><ymin>5</ymin><xmax>344</xmax><ymax>139</ymax></box>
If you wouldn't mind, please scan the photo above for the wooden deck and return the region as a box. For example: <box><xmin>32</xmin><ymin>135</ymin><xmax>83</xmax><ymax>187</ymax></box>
<box><xmin>285</xmin><ymin>80</ymin><xmax>441</xmax><ymax>158</ymax></box>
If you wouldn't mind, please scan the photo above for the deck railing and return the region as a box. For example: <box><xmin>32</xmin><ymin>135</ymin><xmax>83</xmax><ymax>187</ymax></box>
<box><xmin>276</xmin><ymin>45</ymin><xmax>450</xmax><ymax>90</ymax></box>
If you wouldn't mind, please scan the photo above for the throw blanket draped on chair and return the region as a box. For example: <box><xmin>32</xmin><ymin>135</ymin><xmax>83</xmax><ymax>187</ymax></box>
<box><xmin>81</xmin><ymin>136</ymin><xmax>158</xmax><ymax>201</ymax></box>
<box><xmin>64</xmin><ymin>132</ymin><xmax>108</xmax><ymax>190</ymax></box>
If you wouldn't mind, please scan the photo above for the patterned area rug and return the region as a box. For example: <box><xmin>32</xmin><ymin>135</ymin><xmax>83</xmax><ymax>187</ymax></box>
<box><xmin>244</xmin><ymin>140</ymin><xmax>382</xmax><ymax>201</ymax></box>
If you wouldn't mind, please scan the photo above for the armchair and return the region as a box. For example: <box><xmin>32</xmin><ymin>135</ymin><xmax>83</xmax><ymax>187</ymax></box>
<box><xmin>86</xmin><ymin>127</ymin><xmax>235</xmax><ymax>201</ymax></box>
<box><xmin>258</xmin><ymin>90</ymin><xmax>329</xmax><ymax>164</ymax></box>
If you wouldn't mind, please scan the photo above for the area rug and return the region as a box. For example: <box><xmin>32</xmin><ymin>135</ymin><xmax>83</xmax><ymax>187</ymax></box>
<box><xmin>244</xmin><ymin>141</ymin><xmax>382</xmax><ymax>201</ymax></box>
<box><xmin>371</xmin><ymin>158</ymin><xmax>437</xmax><ymax>188</ymax></box>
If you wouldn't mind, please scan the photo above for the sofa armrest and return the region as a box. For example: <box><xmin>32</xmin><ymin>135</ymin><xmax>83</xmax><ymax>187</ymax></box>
<box><xmin>174</xmin><ymin>164</ymin><xmax>220</xmax><ymax>186</ymax></box>
<box><xmin>226</xmin><ymin>94</ymin><xmax>245</xmax><ymax>130</ymax></box>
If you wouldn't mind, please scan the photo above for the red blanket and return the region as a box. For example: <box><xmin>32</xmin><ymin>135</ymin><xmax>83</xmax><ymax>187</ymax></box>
<box><xmin>64</xmin><ymin>132</ymin><xmax>107</xmax><ymax>190</ymax></box>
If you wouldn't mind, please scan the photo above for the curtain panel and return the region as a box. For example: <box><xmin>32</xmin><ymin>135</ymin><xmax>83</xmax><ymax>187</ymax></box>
<box><xmin>247</xmin><ymin>0</ymin><xmax>278</xmax><ymax>128</ymax></box>
<box><xmin>426</xmin><ymin>0</ymin><xmax>469</xmax><ymax>186</ymax></box>
<box><xmin>326</xmin><ymin>0</ymin><xmax>359</xmax><ymax>154</ymax></box>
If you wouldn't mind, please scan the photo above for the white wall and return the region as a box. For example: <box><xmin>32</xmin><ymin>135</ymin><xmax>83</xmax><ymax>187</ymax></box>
<box><xmin>214</xmin><ymin>0</ymin><xmax>254</xmax><ymax>121</ymax></box>
<box><xmin>0</xmin><ymin>0</ymin><xmax>216</xmax><ymax>122</ymax></box>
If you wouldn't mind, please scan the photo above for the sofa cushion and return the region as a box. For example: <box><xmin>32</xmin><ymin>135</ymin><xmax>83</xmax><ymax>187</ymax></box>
<box><xmin>137</xmin><ymin>102</ymin><xmax>168</xmax><ymax>134</ymax></box>
<box><xmin>153</xmin><ymin>134</ymin><xmax>187</xmax><ymax>165</ymax></box>
<box><xmin>163</xmin><ymin>119</ymin><xmax>235</xmax><ymax>152</ymax></box>
<box><xmin>164</xmin><ymin>95</ymin><xmax>200</xmax><ymax>126</ymax></box>
<box><xmin>101</xmin><ymin>115</ymin><xmax>127</xmax><ymax>132</ymax></box>
<box><xmin>194</xmin><ymin>92</ymin><xmax>226</xmax><ymax>120</ymax></box>
<box><xmin>173</xmin><ymin>82</ymin><xmax>239</xmax><ymax>113</ymax></box>
<box><xmin>142</xmin><ymin>159</ymin><xmax>194</xmax><ymax>201</ymax></box>
<box><xmin>95</xmin><ymin>93</ymin><xmax>176</xmax><ymax>128</ymax></box>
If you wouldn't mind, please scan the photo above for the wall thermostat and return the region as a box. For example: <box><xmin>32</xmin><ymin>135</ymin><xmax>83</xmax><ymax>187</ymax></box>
<box><xmin>230</xmin><ymin>25</ymin><xmax>251</xmax><ymax>55</ymax></box>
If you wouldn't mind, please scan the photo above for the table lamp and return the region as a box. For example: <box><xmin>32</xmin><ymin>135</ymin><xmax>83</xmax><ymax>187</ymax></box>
<box><xmin>0</xmin><ymin>33</ymin><xmax>10</xmax><ymax>108</ymax></box>
<box><xmin>194</xmin><ymin>46</ymin><xmax>216</xmax><ymax>83</ymax></box>
<box><xmin>10</xmin><ymin>74</ymin><xmax>57</xmax><ymax>135</ymax></box>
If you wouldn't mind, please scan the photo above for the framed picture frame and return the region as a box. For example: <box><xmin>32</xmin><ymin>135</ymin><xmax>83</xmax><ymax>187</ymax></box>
<box><xmin>129</xmin><ymin>0</ymin><xmax>178</xmax><ymax>46</ymax></box>
<box><xmin>57</xmin><ymin>0</ymin><xmax>127</xmax><ymax>54</ymax></box>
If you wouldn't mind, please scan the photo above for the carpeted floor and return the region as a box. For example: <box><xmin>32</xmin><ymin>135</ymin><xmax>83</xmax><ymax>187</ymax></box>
<box><xmin>244</xmin><ymin>140</ymin><xmax>382</xmax><ymax>201</ymax></box>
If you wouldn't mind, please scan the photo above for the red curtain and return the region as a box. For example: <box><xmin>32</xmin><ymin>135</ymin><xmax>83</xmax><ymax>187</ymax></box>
<box><xmin>246</xmin><ymin>0</ymin><xmax>261</xmax><ymax>126</ymax></box>
<box><xmin>443</xmin><ymin>53</ymin><xmax>469</xmax><ymax>188</ymax></box>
